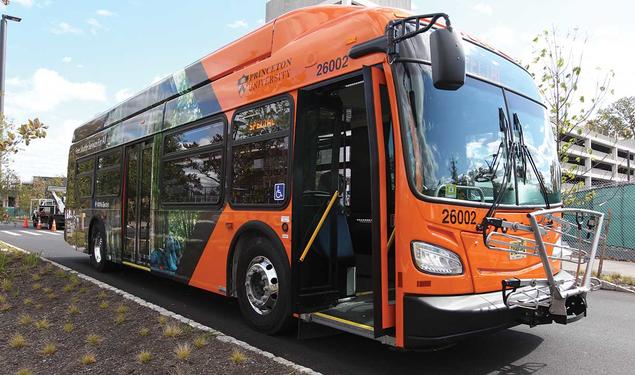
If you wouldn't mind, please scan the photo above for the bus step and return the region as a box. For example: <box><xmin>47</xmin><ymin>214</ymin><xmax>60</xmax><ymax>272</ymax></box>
<box><xmin>300</xmin><ymin>312</ymin><xmax>375</xmax><ymax>339</ymax></box>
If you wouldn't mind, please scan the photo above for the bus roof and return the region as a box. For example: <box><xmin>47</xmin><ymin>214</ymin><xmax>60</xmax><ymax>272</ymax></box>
<box><xmin>71</xmin><ymin>5</ymin><xmax>522</xmax><ymax>144</ymax></box>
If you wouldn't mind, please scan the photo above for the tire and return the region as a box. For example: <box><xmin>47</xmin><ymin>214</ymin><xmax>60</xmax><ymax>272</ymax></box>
<box><xmin>89</xmin><ymin>224</ymin><xmax>111</xmax><ymax>272</ymax></box>
<box><xmin>236</xmin><ymin>237</ymin><xmax>293</xmax><ymax>334</ymax></box>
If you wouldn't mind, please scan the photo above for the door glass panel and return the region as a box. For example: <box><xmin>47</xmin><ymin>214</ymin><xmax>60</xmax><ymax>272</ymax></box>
<box><xmin>124</xmin><ymin>146</ymin><xmax>139</xmax><ymax>261</ymax></box>
<box><xmin>139</xmin><ymin>147</ymin><xmax>153</xmax><ymax>264</ymax></box>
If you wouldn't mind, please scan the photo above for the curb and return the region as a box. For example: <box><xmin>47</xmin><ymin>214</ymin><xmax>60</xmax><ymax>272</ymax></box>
<box><xmin>599</xmin><ymin>280</ymin><xmax>635</xmax><ymax>294</ymax></box>
<box><xmin>0</xmin><ymin>243</ymin><xmax>321</xmax><ymax>375</ymax></box>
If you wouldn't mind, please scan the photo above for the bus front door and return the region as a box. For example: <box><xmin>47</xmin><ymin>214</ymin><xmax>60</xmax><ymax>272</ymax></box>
<box><xmin>122</xmin><ymin>140</ymin><xmax>153</xmax><ymax>265</ymax></box>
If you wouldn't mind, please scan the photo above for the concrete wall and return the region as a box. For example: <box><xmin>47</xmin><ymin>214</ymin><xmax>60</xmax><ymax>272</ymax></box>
<box><xmin>265</xmin><ymin>0</ymin><xmax>411</xmax><ymax>22</ymax></box>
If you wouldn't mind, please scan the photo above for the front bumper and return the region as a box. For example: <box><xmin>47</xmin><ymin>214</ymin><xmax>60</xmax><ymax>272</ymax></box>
<box><xmin>404</xmin><ymin>270</ymin><xmax>578</xmax><ymax>349</ymax></box>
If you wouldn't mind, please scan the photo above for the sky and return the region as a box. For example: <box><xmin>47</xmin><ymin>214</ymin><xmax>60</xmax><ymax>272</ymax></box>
<box><xmin>3</xmin><ymin>0</ymin><xmax>633</xmax><ymax>181</ymax></box>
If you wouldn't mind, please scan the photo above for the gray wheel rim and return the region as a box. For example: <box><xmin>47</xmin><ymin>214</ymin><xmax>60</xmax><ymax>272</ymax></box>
<box><xmin>244</xmin><ymin>256</ymin><xmax>279</xmax><ymax>315</ymax></box>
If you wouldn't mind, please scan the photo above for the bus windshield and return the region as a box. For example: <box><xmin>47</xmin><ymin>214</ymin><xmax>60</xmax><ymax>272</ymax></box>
<box><xmin>394</xmin><ymin>38</ymin><xmax>561</xmax><ymax>206</ymax></box>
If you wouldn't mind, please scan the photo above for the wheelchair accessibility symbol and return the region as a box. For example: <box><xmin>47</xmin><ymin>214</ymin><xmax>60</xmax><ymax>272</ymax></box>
<box><xmin>274</xmin><ymin>183</ymin><xmax>285</xmax><ymax>201</ymax></box>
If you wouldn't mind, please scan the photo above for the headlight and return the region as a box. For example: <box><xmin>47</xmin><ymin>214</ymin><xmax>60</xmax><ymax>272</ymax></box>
<box><xmin>411</xmin><ymin>241</ymin><xmax>463</xmax><ymax>275</ymax></box>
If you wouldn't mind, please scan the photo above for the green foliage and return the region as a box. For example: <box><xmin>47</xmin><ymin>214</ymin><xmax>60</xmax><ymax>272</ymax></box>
<box><xmin>588</xmin><ymin>96</ymin><xmax>635</xmax><ymax>139</ymax></box>
<box><xmin>528</xmin><ymin>27</ymin><xmax>614</xmax><ymax>202</ymax></box>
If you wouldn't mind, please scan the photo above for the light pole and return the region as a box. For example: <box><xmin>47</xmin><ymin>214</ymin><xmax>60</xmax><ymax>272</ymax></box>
<box><xmin>0</xmin><ymin>13</ymin><xmax>21</xmax><ymax>118</ymax></box>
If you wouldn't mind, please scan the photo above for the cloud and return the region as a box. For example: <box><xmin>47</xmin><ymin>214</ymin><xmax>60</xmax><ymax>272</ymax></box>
<box><xmin>227</xmin><ymin>19</ymin><xmax>248</xmax><ymax>28</ymax></box>
<box><xmin>96</xmin><ymin>9</ymin><xmax>115</xmax><ymax>17</ymax></box>
<box><xmin>7</xmin><ymin>68</ymin><xmax>106</xmax><ymax>113</ymax></box>
<box><xmin>62</xmin><ymin>56</ymin><xmax>72</xmax><ymax>63</ymax></box>
<box><xmin>86</xmin><ymin>18</ymin><xmax>104</xmax><ymax>35</ymax></box>
<box><xmin>472</xmin><ymin>3</ymin><xmax>493</xmax><ymax>15</ymax></box>
<box><xmin>51</xmin><ymin>22</ymin><xmax>83</xmax><ymax>35</ymax></box>
<box><xmin>76</xmin><ymin>64</ymin><xmax>84</xmax><ymax>69</ymax></box>
<box><xmin>7</xmin><ymin>77</ymin><xmax>26</xmax><ymax>87</ymax></box>
<box><xmin>13</xmin><ymin>0</ymin><xmax>33</xmax><ymax>6</ymax></box>
<box><xmin>115</xmin><ymin>88</ymin><xmax>134</xmax><ymax>103</ymax></box>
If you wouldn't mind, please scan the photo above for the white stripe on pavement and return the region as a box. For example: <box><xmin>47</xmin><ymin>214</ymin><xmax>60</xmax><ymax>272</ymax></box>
<box><xmin>1</xmin><ymin>230</ymin><xmax>21</xmax><ymax>237</ymax></box>
<box><xmin>19</xmin><ymin>230</ymin><xmax>42</xmax><ymax>236</ymax></box>
<box><xmin>39</xmin><ymin>231</ymin><xmax>62</xmax><ymax>236</ymax></box>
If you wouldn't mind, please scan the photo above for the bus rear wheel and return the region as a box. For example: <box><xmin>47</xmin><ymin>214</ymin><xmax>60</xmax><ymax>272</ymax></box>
<box><xmin>236</xmin><ymin>237</ymin><xmax>292</xmax><ymax>334</ymax></box>
<box><xmin>89</xmin><ymin>225</ymin><xmax>111</xmax><ymax>272</ymax></box>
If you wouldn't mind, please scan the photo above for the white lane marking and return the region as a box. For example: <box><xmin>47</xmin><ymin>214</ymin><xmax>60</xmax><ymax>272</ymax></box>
<box><xmin>39</xmin><ymin>231</ymin><xmax>62</xmax><ymax>236</ymax></box>
<box><xmin>1</xmin><ymin>230</ymin><xmax>21</xmax><ymax>237</ymax></box>
<box><xmin>19</xmin><ymin>230</ymin><xmax>42</xmax><ymax>236</ymax></box>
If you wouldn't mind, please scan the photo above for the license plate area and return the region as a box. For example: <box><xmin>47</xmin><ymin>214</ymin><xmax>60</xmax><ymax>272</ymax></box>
<box><xmin>509</xmin><ymin>240</ymin><xmax>527</xmax><ymax>260</ymax></box>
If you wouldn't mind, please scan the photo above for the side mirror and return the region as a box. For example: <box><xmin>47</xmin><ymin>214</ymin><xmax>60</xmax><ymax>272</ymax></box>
<box><xmin>430</xmin><ymin>28</ymin><xmax>465</xmax><ymax>90</ymax></box>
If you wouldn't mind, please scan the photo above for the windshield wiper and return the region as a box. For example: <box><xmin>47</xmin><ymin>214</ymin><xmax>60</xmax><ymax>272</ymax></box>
<box><xmin>478</xmin><ymin>108</ymin><xmax>514</xmax><ymax>234</ymax></box>
<box><xmin>512</xmin><ymin>113</ymin><xmax>551</xmax><ymax>209</ymax></box>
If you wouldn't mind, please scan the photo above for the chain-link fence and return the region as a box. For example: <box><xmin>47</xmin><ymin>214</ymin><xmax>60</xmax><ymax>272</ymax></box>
<box><xmin>566</xmin><ymin>182</ymin><xmax>635</xmax><ymax>261</ymax></box>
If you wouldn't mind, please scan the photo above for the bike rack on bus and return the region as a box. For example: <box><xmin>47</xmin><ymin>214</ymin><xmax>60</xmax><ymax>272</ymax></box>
<box><xmin>483</xmin><ymin>208</ymin><xmax>605</xmax><ymax>325</ymax></box>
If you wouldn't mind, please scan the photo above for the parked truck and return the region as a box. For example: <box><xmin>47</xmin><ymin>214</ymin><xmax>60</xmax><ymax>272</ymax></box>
<box><xmin>30</xmin><ymin>187</ymin><xmax>66</xmax><ymax>229</ymax></box>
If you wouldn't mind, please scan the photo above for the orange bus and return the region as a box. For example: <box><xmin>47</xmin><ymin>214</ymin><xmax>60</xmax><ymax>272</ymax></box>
<box><xmin>65</xmin><ymin>5</ymin><xmax>604</xmax><ymax>349</ymax></box>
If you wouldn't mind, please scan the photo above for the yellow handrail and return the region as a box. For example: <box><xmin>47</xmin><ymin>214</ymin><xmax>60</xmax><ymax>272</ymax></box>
<box><xmin>387</xmin><ymin>227</ymin><xmax>396</xmax><ymax>250</ymax></box>
<box><xmin>299</xmin><ymin>191</ymin><xmax>339</xmax><ymax>262</ymax></box>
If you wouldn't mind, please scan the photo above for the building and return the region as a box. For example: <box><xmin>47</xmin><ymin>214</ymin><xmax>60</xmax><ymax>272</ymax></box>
<box><xmin>562</xmin><ymin>127</ymin><xmax>635</xmax><ymax>188</ymax></box>
<box><xmin>265</xmin><ymin>0</ymin><xmax>411</xmax><ymax>22</ymax></box>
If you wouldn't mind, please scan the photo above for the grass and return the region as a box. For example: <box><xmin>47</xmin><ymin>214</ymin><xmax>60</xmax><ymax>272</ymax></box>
<box><xmin>31</xmin><ymin>282</ymin><xmax>42</xmax><ymax>291</ymax></box>
<box><xmin>0</xmin><ymin>302</ymin><xmax>12</xmax><ymax>311</ymax></box>
<box><xmin>46</xmin><ymin>292</ymin><xmax>58</xmax><ymax>300</ymax></box>
<box><xmin>62</xmin><ymin>322</ymin><xmax>74</xmax><ymax>333</ymax></box>
<box><xmin>99</xmin><ymin>300</ymin><xmax>109</xmax><ymax>309</ymax></box>
<box><xmin>230</xmin><ymin>348</ymin><xmax>247</xmax><ymax>364</ymax></box>
<box><xmin>114</xmin><ymin>313</ymin><xmax>126</xmax><ymax>325</ymax></box>
<box><xmin>81</xmin><ymin>353</ymin><xmax>96</xmax><ymax>365</ymax></box>
<box><xmin>137</xmin><ymin>350</ymin><xmax>152</xmax><ymax>364</ymax></box>
<box><xmin>31</xmin><ymin>273</ymin><xmax>41</xmax><ymax>282</ymax></box>
<box><xmin>193</xmin><ymin>335</ymin><xmax>208</xmax><ymax>349</ymax></box>
<box><xmin>97</xmin><ymin>290</ymin><xmax>108</xmax><ymax>299</ymax></box>
<box><xmin>35</xmin><ymin>318</ymin><xmax>51</xmax><ymax>330</ymax></box>
<box><xmin>69</xmin><ymin>275</ymin><xmax>80</xmax><ymax>286</ymax></box>
<box><xmin>22</xmin><ymin>297</ymin><xmax>33</xmax><ymax>306</ymax></box>
<box><xmin>9</xmin><ymin>333</ymin><xmax>27</xmax><ymax>348</ymax></box>
<box><xmin>22</xmin><ymin>252</ymin><xmax>40</xmax><ymax>268</ymax></box>
<box><xmin>54</xmin><ymin>269</ymin><xmax>67</xmax><ymax>279</ymax></box>
<box><xmin>1</xmin><ymin>278</ymin><xmax>12</xmax><ymax>291</ymax></box>
<box><xmin>62</xmin><ymin>284</ymin><xmax>75</xmax><ymax>293</ymax></box>
<box><xmin>139</xmin><ymin>327</ymin><xmax>150</xmax><ymax>337</ymax></box>
<box><xmin>115</xmin><ymin>304</ymin><xmax>129</xmax><ymax>314</ymax></box>
<box><xmin>0</xmin><ymin>251</ymin><xmax>8</xmax><ymax>273</ymax></box>
<box><xmin>174</xmin><ymin>343</ymin><xmax>191</xmax><ymax>361</ymax></box>
<box><xmin>0</xmin><ymin>294</ymin><xmax>5</xmax><ymax>304</ymax></box>
<box><xmin>16</xmin><ymin>369</ymin><xmax>33</xmax><ymax>375</ymax></box>
<box><xmin>42</xmin><ymin>287</ymin><xmax>52</xmax><ymax>294</ymax></box>
<box><xmin>67</xmin><ymin>304</ymin><xmax>80</xmax><ymax>315</ymax></box>
<box><xmin>158</xmin><ymin>315</ymin><xmax>167</xmax><ymax>326</ymax></box>
<box><xmin>163</xmin><ymin>323</ymin><xmax>183</xmax><ymax>338</ymax></box>
<box><xmin>18</xmin><ymin>314</ymin><xmax>32</xmax><ymax>326</ymax></box>
<box><xmin>41</xmin><ymin>342</ymin><xmax>57</xmax><ymax>356</ymax></box>
<box><xmin>86</xmin><ymin>333</ymin><xmax>103</xmax><ymax>346</ymax></box>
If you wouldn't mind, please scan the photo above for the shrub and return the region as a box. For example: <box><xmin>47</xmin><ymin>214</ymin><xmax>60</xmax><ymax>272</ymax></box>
<box><xmin>16</xmin><ymin>369</ymin><xmax>33</xmax><ymax>375</ymax></box>
<box><xmin>86</xmin><ymin>333</ymin><xmax>103</xmax><ymax>346</ymax></box>
<box><xmin>158</xmin><ymin>315</ymin><xmax>167</xmax><ymax>326</ymax></box>
<box><xmin>31</xmin><ymin>273</ymin><xmax>41</xmax><ymax>281</ymax></box>
<box><xmin>22</xmin><ymin>253</ymin><xmax>39</xmax><ymax>268</ymax></box>
<box><xmin>47</xmin><ymin>293</ymin><xmax>58</xmax><ymax>300</ymax></box>
<box><xmin>0</xmin><ymin>252</ymin><xmax>8</xmax><ymax>273</ymax></box>
<box><xmin>22</xmin><ymin>297</ymin><xmax>33</xmax><ymax>306</ymax></box>
<box><xmin>63</xmin><ymin>322</ymin><xmax>74</xmax><ymax>333</ymax></box>
<box><xmin>174</xmin><ymin>343</ymin><xmax>191</xmax><ymax>361</ymax></box>
<box><xmin>115</xmin><ymin>313</ymin><xmax>126</xmax><ymax>325</ymax></box>
<box><xmin>193</xmin><ymin>335</ymin><xmax>208</xmax><ymax>349</ymax></box>
<box><xmin>0</xmin><ymin>294</ymin><xmax>5</xmax><ymax>304</ymax></box>
<box><xmin>68</xmin><ymin>304</ymin><xmax>80</xmax><ymax>315</ymax></box>
<box><xmin>62</xmin><ymin>284</ymin><xmax>74</xmax><ymax>293</ymax></box>
<box><xmin>0</xmin><ymin>302</ymin><xmax>12</xmax><ymax>311</ymax></box>
<box><xmin>18</xmin><ymin>314</ymin><xmax>32</xmax><ymax>326</ymax></box>
<box><xmin>163</xmin><ymin>323</ymin><xmax>183</xmax><ymax>338</ymax></box>
<box><xmin>9</xmin><ymin>333</ymin><xmax>26</xmax><ymax>348</ymax></box>
<box><xmin>42</xmin><ymin>287</ymin><xmax>52</xmax><ymax>294</ymax></box>
<box><xmin>1</xmin><ymin>278</ymin><xmax>12</xmax><ymax>291</ymax></box>
<box><xmin>81</xmin><ymin>353</ymin><xmax>96</xmax><ymax>365</ymax></box>
<box><xmin>99</xmin><ymin>301</ymin><xmax>109</xmax><ymax>309</ymax></box>
<box><xmin>115</xmin><ymin>304</ymin><xmax>129</xmax><ymax>314</ymax></box>
<box><xmin>97</xmin><ymin>290</ymin><xmax>108</xmax><ymax>299</ymax></box>
<box><xmin>230</xmin><ymin>348</ymin><xmax>247</xmax><ymax>364</ymax></box>
<box><xmin>41</xmin><ymin>342</ymin><xmax>57</xmax><ymax>356</ymax></box>
<box><xmin>31</xmin><ymin>283</ymin><xmax>42</xmax><ymax>291</ymax></box>
<box><xmin>35</xmin><ymin>319</ymin><xmax>51</xmax><ymax>330</ymax></box>
<box><xmin>139</xmin><ymin>327</ymin><xmax>150</xmax><ymax>337</ymax></box>
<box><xmin>137</xmin><ymin>350</ymin><xmax>152</xmax><ymax>364</ymax></box>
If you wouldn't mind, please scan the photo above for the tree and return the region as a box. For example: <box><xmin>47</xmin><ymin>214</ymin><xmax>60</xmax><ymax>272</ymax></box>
<box><xmin>1</xmin><ymin>116</ymin><xmax>47</xmax><ymax>162</ymax></box>
<box><xmin>588</xmin><ymin>96</ymin><xmax>635</xmax><ymax>139</ymax></box>
<box><xmin>527</xmin><ymin>27</ymin><xmax>614</xmax><ymax>200</ymax></box>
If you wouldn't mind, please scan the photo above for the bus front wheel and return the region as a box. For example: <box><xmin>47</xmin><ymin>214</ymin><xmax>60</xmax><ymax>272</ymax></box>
<box><xmin>89</xmin><ymin>224</ymin><xmax>111</xmax><ymax>272</ymax></box>
<box><xmin>236</xmin><ymin>237</ymin><xmax>292</xmax><ymax>334</ymax></box>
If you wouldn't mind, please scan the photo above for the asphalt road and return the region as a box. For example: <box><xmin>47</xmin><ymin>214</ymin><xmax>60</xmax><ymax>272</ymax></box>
<box><xmin>1</xmin><ymin>223</ymin><xmax>633</xmax><ymax>375</ymax></box>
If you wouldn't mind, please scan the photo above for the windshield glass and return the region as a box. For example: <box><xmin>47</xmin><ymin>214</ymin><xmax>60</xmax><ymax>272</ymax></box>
<box><xmin>395</xmin><ymin>62</ymin><xmax>561</xmax><ymax>206</ymax></box>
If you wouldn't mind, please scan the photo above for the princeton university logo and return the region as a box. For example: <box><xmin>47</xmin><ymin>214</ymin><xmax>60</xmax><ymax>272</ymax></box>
<box><xmin>237</xmin><ymin>58</ymin><xmax>292</xmax><ymax>97</ymax></box>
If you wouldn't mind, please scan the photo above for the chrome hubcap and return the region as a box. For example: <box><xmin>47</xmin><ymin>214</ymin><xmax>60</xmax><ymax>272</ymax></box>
<box><xmin>93</xmin><ymin>235</ymin><xmax>102</xmax><ymax>263</ymax></box>
<box><xmin>244</xmin><ymin>256</ymin><xmax>278</xmax><ymax>315</ymax></box>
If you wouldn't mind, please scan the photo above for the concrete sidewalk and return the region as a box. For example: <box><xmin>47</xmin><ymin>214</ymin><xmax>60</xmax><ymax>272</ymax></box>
<box><xmin>564</xmin><ymin>259</ymin><xmax>635</xmax><ymax>278</ymax></box>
